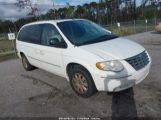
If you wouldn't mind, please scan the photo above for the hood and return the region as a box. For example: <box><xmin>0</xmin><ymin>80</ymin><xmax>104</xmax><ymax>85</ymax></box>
<box><xmin>79</xmin><ymin>37</ymin><xmax>145</xmax><ymax>60</ymax></box>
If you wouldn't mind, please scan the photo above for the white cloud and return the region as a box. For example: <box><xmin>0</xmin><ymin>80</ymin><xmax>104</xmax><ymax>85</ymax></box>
<box><xmin>0</xmin><ymin>1</ymin><xmax>28</xmax><ymax>20</ymax></box>
<box><xmin>0</xmin><ymin>0</ymin><xmax>56</xmax><ymax>20</ymax></box>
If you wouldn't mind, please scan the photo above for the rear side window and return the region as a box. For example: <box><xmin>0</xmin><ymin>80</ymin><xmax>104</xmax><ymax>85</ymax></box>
<box><xmin>18</xmin><ymin>24</ymin><xmax>42</xmax><ymax>44</ymax></box>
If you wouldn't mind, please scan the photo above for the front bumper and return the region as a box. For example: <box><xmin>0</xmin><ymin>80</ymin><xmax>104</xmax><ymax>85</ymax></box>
<box><xmin>92</xmin><ymin>59</ymin><xmax>151</xmax><ymax>92</ymax></box>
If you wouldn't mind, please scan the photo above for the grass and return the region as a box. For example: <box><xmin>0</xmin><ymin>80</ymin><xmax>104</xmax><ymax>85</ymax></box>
<box><xmin>0</xmin><ymin>39</ymin><xmax>17</xmax><ymax>62</ymax></box>
<box><xmin>106</xmin><ymin>25</ymin><xmax>155</xmax><ymax>36</ymax></box>
<box><xmin>0</xmin><ymin>39</ymin><xmax>14</xmax><ymax>52</ymax></box>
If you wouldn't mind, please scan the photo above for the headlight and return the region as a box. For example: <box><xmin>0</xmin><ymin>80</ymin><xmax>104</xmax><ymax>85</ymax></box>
<box><xmin>96</xmin><ymin>60</ymin><xmax>124</xmax><ymax>72</ymax></box>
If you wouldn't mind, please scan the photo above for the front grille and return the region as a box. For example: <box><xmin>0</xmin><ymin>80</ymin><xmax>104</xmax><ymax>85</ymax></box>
<box><xmin>125</xmin><ymin>51</ymin><xmax>149</xmax><ymax>71</ymax></box>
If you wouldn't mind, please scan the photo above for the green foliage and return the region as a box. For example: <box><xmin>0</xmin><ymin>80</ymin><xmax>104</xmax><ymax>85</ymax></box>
<box><xmin>139</xmin><ymin>8</ymin><xmax>156</xmax><ymax>19</ymax></box>
<box><xmin>0</xmin><ymin>20</ymin><xmax>14</xmax><ymax>33</ymax></box>
<box><xmin>144</xmin><ymin>9</ymin><xmax>155</xmax><ymax>19</ymax></box>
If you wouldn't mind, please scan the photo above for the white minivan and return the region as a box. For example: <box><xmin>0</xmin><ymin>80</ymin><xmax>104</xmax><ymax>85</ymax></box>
<box><xmin>16</xmin><ymin>19</ymin><xmax>151</xmax><ymax>97</ymax></box>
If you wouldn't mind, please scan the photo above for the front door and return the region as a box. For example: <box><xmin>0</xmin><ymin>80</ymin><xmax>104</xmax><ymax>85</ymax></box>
<box><xmin>37</xmin><ymin>23</ymin><xmax>66</xmax><ymax>77</ymax></box>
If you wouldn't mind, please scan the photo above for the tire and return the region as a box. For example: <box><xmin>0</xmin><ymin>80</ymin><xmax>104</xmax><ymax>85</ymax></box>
<box><xmin>69</xmin><ymin>65</ymin><xmax>97</xmax><ymax>98</ymax></box>
<box><xmin>21</xmin><ymin>54</ymin><xmax>35</xmax><ymax>71</ymax></box>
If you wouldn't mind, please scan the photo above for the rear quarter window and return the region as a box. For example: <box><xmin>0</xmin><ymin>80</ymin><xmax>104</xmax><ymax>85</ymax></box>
<box><xmin>17</xmin><ymin>24</ymin><xmax>42</xmax><ymax>44</ymax></box>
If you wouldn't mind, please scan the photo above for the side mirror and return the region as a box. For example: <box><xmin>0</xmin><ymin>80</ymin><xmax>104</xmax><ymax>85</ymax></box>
<box><xmin>49</xmin><ymin>38</ymin><xmax>60</xmax><ymax>46</ymax></box>
<box><xmin>49</xmin><ymin>38</ymin><xmax>67</xmax><ymax>48</ymax></box>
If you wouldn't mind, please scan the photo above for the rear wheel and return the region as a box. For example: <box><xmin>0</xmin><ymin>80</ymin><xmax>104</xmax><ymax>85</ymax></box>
<box><xmin>69</xmin><ymin>65</ymin><xmax>97</xmax><ymax>98</ymax></box>
<box><xmin>21</xmin><ymin>54</ymin><xmax>34</xmax><ymax>71</ymax></box>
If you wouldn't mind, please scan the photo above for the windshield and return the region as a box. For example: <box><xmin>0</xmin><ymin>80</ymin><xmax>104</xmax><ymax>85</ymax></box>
<box><xmin>57</xmin><ymin>20</ymin><xmax>118</xmax><ymax>46</ymax></box>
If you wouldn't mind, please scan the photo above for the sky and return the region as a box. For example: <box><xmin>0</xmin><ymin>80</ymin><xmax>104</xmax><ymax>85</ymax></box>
<box><xmin>0</xmin><ymin>0</ymin><xmax>141</xmax><ymax>21</ymax></box>
<box><xmin>0</xmin><ymin>0</ymin><xmax>99</xmax><ymax>20</ymax></box>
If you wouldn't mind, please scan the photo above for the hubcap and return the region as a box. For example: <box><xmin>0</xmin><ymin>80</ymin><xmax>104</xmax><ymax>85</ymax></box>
<box><xmin>72</xmin><ymin>73</ymin><xmax>88</xmax><ymax>94</ymax></box>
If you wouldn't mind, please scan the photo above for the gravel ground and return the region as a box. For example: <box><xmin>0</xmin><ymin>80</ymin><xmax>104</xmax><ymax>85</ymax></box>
<box><xmin>0</xmin><ymin>32</ymin><xmax>161</xmax><ymax>119</ymax></box>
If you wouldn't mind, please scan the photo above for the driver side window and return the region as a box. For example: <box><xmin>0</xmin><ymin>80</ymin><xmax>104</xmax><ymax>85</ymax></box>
<box><xmin>41</xmin><ymin>24</ymin><xmax>63</xmax><ymax>46</ymax></box>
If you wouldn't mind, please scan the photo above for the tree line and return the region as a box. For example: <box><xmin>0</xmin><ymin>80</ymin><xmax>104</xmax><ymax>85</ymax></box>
<box><xmin>0</xmin><ymin>0</ymin><xmax>161</xmax><ymax>33</ymax></box>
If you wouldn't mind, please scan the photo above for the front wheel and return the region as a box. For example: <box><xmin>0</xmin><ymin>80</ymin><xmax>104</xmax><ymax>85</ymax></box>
<box><xmin>69</xmin><ymin>65</ymin><xmax>97</xmax><ymax>98</ymax></box>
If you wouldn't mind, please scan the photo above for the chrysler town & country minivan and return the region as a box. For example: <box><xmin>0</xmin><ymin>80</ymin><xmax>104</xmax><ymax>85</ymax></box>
<box><xmin>16</xmin><ymin>19</ymin><xmax>151</xmax><ymax>97</ymax></box>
